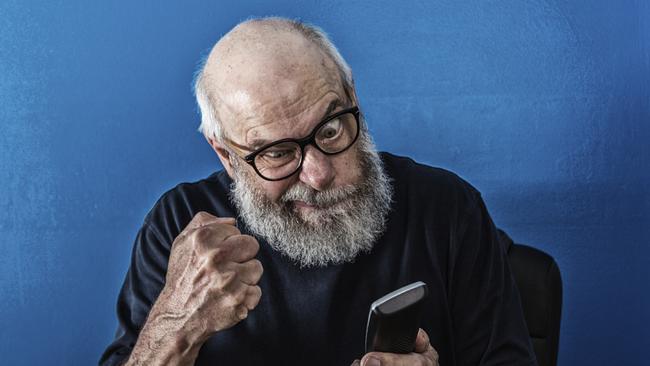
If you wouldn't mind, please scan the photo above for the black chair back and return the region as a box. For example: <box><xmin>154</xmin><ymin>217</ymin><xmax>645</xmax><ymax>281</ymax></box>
<box><xmin>499</xmin><ymin>230</ymin><xmax>563</xmax><ymax>366</ymax></box>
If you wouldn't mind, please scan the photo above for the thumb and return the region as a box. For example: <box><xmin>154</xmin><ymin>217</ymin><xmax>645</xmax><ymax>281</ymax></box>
<box><xmin>186</xmin><ymin>211</ymin><xmax>237</xmax><ymax>232</ymax></box>
<box><xmin>414</xmin><ymin>328</ymin><xmax>430</xmax><ymax>353</ymax></box>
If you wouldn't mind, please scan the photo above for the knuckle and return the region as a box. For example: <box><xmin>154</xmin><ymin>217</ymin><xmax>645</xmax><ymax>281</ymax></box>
<box><xmin>194</xmin><ymin>211</ymin><xmax>212</xmax><ymax>221</ymax></box>
<box><xmin>191</xmin><ymin>226</ymin><xmax>212</xmax><ymax>242</ymax></box>
<box><xmin>219</xmin><ymin>224</ymin><xmax>241</xmax><ymax>237</ymax></box>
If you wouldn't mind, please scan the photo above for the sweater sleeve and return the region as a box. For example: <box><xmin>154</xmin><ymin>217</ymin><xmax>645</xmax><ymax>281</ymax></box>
<box><xmin>448</xmin><ymin>193</ymin><xmax>537</xmax><ymax>366</ymax></box>
<box><xmin>98</xmin><ymin>222</ymin><xmax>171</xmax><ymax>366</ymax></box>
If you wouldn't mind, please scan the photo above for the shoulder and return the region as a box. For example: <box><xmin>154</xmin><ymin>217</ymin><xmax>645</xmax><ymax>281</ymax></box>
<box><xmin>143</xmin><ymin>170</ymin><xmax>235</xmax><ymax>241</ymax></box>
<box><xmin>380</xmin><ymin>152</ymin><xmax>481</xmax><ymax>213</ymax></box>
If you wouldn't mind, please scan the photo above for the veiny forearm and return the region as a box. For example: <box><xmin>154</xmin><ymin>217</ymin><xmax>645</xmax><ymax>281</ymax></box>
<box><xmin>122</xmin><ymin>213</ymin><xmax>262</xmax><ymax>365</ymax></box>
<box><xmin>123</xmin><ymin>300</ymin><xmax>208</xmax><ymax>366</ymax></box>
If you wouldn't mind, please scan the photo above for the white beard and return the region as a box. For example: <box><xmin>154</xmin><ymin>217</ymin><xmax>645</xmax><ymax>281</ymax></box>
<box><xmin>228</xmin><ymin>132</ymin><xmax>393</xmax><ymax>268</ymax></box>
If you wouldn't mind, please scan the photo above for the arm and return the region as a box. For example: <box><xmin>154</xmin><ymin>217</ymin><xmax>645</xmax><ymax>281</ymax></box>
<box><xmin>100</xmin><ymin>212</ymin><xmax>263</xmax><ymax>366</ymax></box>
<box><xmin>99</xmin><ymin>222</ymin><xmax>169</xmax><ymax>366</ymax></box>
<box><xmin>448</xmin><ymin>193</ymin><xmax>536</xmax><ymax>365</ymax></box>
<box><xmin>121</xmin><ymin>298</ymin><xmax>208</xmax><ymax>366</ymax></box>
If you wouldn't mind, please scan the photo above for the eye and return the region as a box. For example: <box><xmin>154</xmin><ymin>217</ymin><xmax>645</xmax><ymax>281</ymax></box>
<box><xmin>318</xmin><ymin>118</ymin><xmax>342</xmax><ymax>140</ymax></box>
<box><xmin>261</xmin><ymin>149</ymin><xmax>292</xmax><ymax>159</ymax></box>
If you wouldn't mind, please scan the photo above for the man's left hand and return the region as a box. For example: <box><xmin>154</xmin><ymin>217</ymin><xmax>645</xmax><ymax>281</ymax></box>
<box><xmin>350</xmin><ymin>328</ymin><xmax>439</xmax><ymax>366</ymax></box>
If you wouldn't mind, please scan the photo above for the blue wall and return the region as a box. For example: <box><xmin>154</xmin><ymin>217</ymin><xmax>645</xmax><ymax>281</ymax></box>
<box><xmin>1</xmin><ymin>1</ymin><xmax>648</xmax><ymax>365</ymax></box>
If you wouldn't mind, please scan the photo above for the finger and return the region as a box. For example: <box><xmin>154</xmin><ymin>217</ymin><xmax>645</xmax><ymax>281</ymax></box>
<box><xmin>193</xmin><ymin>224</ymin><xmax>242</xmax><ymax>253</ymax></box>
<box><xmin>229</xmin><ymin>259</ymin><xmax>263</xmax><ymax>285</ymax></box>
<box><xmin>414</xmin><ymin>328</ymin><xmax>430</xmax><ymax>353</ymax></box>
<box><xmin>360</xmin><ymin>354</ymin><xmax>382</xmax><ymax>366</ymax></box>
<box><xmin>220</xmin><ymin>234</ymin><xmax>260</xmax><ymax>263</ymax></box>
<box><xmin>221</xmin><ymin>278</ymin><xmax>250</xmax><ymax>308</ymax></box>
<box><xmin>350</xmin><ymin>360</ymin><xmax>361</xmax><ymax>366</ymax></box>
<box><xmin>176</xmin><ymin>217</ymin><xmax>240</xmax><ymax>250</ymax></box>
<box><xmin>213</xmin><ymin>261</ymin><xmax>260</xmax><ymax>285</ymax></box>
<box><xmin>235</xmin><ymin>304</ymin><xmax>249</xmax><ymax>320</ymax></box>
<box><xmin>429</xmin><ymin>346</ymin><xmax>439</xmax><ymax>365</ymax></box>
<box><xmin>362</xmin><ymin>350</ymin><xmax>432</xmax><ymax>366</ymax></box>
<box><xmin>413</xmin><ymin>329</ymin><xmax>439</xmax><ymax>365</ymax></box>
<box><xmin>242</xmin><ymin>285</ymin><xmax>262</xmax><ymax>310</ymax></box>
<box><xmin>186</xmin><ymin>211</ymin><xmax>236</xmax><ymax>232</ymax></box>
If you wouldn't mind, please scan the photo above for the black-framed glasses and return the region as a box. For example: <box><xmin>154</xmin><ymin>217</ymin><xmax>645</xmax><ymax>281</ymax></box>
<box><xmin>224</xmin><ymin>106</ymin><xmax>360</xmax><ymax>181</ymax></box>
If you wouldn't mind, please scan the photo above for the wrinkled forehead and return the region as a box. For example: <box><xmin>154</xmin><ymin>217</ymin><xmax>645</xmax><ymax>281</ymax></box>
<box><xmin>202</xmin><ymin>26</ymin><xmax>347</xmax><ymax>140</ymax></box>
<box><xmin>213</xmin><ymin>44</ymin><xmax>341</xmax><ymax>106</ymax></box>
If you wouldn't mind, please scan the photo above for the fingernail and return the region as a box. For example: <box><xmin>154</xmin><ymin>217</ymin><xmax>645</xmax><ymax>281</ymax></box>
<box><xmin>365</xmin><ymin>357</ymin><xmax>380</xmax><ymax>366</ymax></box>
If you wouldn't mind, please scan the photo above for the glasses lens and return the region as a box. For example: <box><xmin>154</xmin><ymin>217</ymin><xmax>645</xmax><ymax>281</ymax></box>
<box><xmin>315</xmin><ymin>112</ymin><xmax>358</xmax><ymax>153</ymax></box>
<box><xmin>254</xmin><ymin>141</ymin><xmax>302</xmax><ymax>180</ymax></box>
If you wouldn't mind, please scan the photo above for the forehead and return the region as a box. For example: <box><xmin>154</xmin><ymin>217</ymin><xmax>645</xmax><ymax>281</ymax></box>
<box><xmin>244</xmin><ymin>94</ymin><xmax>345</xmax><ymax>148</ymax></box>
<box><xmin>210</xmin><ymin>38</ymin><xmax>347</xmax><ymax>146</ymax></box>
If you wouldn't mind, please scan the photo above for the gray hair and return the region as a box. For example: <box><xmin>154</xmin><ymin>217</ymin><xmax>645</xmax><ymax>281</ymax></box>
<box><xmin>193</xmin><ymin>17</ymin><xmax>355</xmax><ymax>142</ymax></box>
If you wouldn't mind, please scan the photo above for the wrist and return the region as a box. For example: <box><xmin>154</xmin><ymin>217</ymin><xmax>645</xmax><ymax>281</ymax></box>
<box><xmin>149</xmin><ymin>298</ymin><xmax>211</xmax><ymax>346</ymax></box>
<box><xmin>126</xmin><ymin>300</ymin><xmax>209</xmax><ymax>365</ymax></box>
<box><xmin>151</xmin><ymin>288</ymin><xmax>212</xmax><ymax>340</ymax></box>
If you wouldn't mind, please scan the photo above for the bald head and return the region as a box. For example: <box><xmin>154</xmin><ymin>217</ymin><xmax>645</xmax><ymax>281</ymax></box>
<box><xmin>195</xmin><ymin>18</ymin><xmax>355</xmax><ymax>142</ymax></box>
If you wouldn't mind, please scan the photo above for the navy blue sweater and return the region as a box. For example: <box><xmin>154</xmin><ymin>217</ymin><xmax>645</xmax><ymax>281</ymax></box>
<box><xmin>100</xmin><ymin>152</ymin><xmax>536</xmax><ymax>365</ymax></box>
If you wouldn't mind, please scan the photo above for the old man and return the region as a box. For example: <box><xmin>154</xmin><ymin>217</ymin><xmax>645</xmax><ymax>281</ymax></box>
<box><xmin>100</xmin><ymin>17</ymin><xmax>536</xmax><ymax>366</ymax></box>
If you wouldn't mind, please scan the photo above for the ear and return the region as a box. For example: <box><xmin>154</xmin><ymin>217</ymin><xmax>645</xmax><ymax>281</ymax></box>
<box><xmin>206</xmin><ymin>135</ymin><xmax>235</xmax><ymax>178</ymax></box>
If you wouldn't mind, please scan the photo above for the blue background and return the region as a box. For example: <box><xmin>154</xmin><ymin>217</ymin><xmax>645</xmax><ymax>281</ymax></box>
<box><xmin>1</xmin><ymin>1</ymin><xmax>648</xmax><ymax>365</ymax></box>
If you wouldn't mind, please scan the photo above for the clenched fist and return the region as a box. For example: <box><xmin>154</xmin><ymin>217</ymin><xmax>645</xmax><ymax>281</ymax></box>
<box><xmin>125</xmin><ymin>211</ymin><xmax>263</xmax><ymax>366</ymax></box>
<box><xmin>161</xmin><ymin>211</ymin><xmax>263</xmax><ymax>332</ymax></box>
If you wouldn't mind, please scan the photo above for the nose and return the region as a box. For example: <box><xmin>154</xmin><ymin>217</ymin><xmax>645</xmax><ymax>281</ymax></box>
<box><xmin>298</xmin><ymin>145</ymin><xmax>335</xmax><ymax>191</ymax></box>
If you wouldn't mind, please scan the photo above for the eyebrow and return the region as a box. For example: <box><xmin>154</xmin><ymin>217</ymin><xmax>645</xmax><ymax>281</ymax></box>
<box><xmin>247</xmin><ymin>99</ymin><xmax>341</xmax><ymax>149</ymax></box>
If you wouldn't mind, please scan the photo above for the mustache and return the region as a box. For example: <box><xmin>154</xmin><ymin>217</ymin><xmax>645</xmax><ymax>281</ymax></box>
<box><xmin>280</xmin><ymin>182</ymin><xmax>358</xmax><ymax>207</ymax></box>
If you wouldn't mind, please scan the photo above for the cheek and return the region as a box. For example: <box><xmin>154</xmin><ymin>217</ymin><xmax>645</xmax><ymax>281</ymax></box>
<box><xmin>259</xmin><ymin>179</ymin><xmax>293</xmax><ymax>202</ymax></box>
<box><xmin>237</xmin><ymin>161</ymin><xmax>292</xmax><ymax>202</ymax></box>
<box><xmin>333</xmin><ymin>149</ymin><xmax>363</xmax><ymax>185</ymax></box>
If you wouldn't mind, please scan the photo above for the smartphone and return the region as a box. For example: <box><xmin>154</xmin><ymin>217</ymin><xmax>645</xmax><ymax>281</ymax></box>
<box><xmin>365</xmin><ymin>281</ymin><xmax>428</xmax><ymax>354</ymax></box>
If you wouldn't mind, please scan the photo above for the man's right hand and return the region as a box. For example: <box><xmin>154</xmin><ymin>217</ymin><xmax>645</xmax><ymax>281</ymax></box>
<box><xmin>125</xmin><ymin>211</ymin><xmax>263</xmax><ymax>366</ymax></box>
<box><xmin>160</xmin><ymin>211</ymin><xmax>263</xmax><ymax>333</ymax></box>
